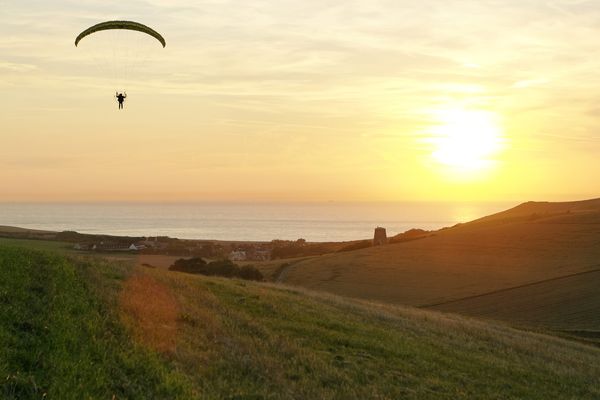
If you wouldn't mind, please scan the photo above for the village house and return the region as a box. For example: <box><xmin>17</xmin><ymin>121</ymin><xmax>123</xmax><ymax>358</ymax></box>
<box><xmin>229</xmin><ymin>250</ymin><xmax>247</xmax><ymax>261</ymax></box>
<box><xmin>248</xmin><ymin>249</ymin><xmax>270</xmax><ymax>261</ymax></box>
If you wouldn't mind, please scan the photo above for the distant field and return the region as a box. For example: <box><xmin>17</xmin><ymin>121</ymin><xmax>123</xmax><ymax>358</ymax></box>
<box><xmin>0</xmin><ymin>238</ymin><xmax>71</xmax><ymax>252</ymax></box>
<box><xmin>2</xmin><ymin>245</ymin><xmax>599</xmax><ymax>398</ymax></box>
<box><xmin>132</xmin><ymin>254</ymin><xmax>180</xmax><ymax>269</ymax></box>
<box><xmin>0</xmin><ymin>226</ymin><xmax>53</xmax><ymax>234</ymax></box>
<box><xmin>0</xmin><ymin>237</ymin><xmax>307</xmax><ymax>281</ymax></box>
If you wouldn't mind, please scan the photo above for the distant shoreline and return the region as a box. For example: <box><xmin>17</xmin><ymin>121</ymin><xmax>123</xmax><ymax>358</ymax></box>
<box><xmin>0</xmin><ymin>201</ymin><xmax>515</xmax><ymax>241</ymax></box>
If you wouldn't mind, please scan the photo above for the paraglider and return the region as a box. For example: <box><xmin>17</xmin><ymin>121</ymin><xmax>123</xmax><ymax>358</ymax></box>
<box><xmin>75</xmin><ymin>21</ymin><xmax>165</xmax><ymax>109</ymax></box>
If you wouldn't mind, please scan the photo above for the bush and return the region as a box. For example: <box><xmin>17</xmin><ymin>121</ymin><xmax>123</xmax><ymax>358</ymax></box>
<box><xmin>239</xmin><ymin>265</ymin><xmax>264</xmax><ymax>281</ymax></box>
<box><xmin>206</xmin><ymin>259</ymin><xmax>238</xmax><ymax>277</ymax></box>
<box><xmin>169</xmin><ymin>257</ymin><xmax>207</xmax><ymax>273</ymax></box>
<box><xmin>169</xmin><ymin>258</ymin><xmax>263</xmax><ymax>281</ymax></box>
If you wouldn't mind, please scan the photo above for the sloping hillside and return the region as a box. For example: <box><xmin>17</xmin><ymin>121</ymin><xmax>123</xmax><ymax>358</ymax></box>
<box><xmin>278</xmin><ymin>199</ymin><xmax>600</xmax><ymax>331</ymax></box>
<box><xmin>428</xmin><ymin>269</ymin><xmax>600</xmax><ymax>334</ymax></box>
<box><xmin>465</xmin><ymin>198</ymin><xmax>600</xmax><ymax>225</ymax></box>
<box><xmin>0</xmin><ymin>247</ymin><xmax>192</xmax><ymax>399</ymax></box>
<box><xmin>2</xmin><ymin>245</ymin><xmax>599</xmax><ymax>399</ymax></box>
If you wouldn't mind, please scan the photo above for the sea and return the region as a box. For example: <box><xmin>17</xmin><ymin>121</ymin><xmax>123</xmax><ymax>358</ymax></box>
<box><xmin>0</xmin><ymin>202</ymin><xmax>516</xmax><ymax>242</ymax></box>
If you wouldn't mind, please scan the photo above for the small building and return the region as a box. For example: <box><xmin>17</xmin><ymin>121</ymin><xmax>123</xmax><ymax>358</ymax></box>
<box><xmin>229</xmin><ymin>250</ymin><xmax>247</xmax><ymax>261</ymax></box>
<box><xmin>93</xmin><ymin>242</ymin><xmax>133</xmax><ymax>252</ymax></box>
<box><xmin>373</xmin><ymin>227</ymin><xmax>388</xmax><ymax>246</ymax></box>
<box><xmin>250</xmin><ymin>250</ymin><xmax>271</xmax><ymax>261</ymax></box>
<box><xmin>140</xmin><ymin>237</ymin><xmax>168</xmax><ymax>250</ymax></box>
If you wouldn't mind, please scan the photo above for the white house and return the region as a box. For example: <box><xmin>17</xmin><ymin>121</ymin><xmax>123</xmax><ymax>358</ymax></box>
<box><xmin>229</xmin><ymin>250</ymin><xmax>247</xmax><ymax>261</ymax></box>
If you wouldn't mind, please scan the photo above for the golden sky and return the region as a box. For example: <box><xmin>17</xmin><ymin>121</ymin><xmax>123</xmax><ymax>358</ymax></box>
<box><xmin>1</xmin><ymin>0</ymin><xmax>600</xmax><ymax>202</ymax></box>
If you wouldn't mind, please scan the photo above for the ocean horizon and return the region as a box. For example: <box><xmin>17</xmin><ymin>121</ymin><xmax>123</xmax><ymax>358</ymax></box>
<box><xmin>0</xmin><ymin>201</ymin><xmax>517</xmax><ymax>242</ymax></box>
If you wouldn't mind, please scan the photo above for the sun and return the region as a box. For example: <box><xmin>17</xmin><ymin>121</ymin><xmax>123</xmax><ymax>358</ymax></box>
<box><xmin>425</xmin><ymin>108</ymin><xmax>504</xmax><ymax>174</ymax></box>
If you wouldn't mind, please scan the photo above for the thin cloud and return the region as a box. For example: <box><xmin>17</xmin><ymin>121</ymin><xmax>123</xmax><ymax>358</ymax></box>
<box><xmin>0</xmin><ymin>61</ymin><xmax>37</xmax><ymax>72</ymax></box>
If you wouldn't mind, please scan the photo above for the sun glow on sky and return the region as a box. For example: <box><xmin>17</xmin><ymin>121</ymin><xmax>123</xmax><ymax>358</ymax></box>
<box><xmin>426</xmin><ymin>109</ymin><xmax>504</xmax><ymax>176</ymax></box>
<box><xmin>2</xmin><ymin>1</ymin><xmax>600</xmax><ymax>202</ymax></box>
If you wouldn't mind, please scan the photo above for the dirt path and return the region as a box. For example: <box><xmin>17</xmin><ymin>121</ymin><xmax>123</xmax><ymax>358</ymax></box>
<box><xmin>275</xmin><ymin>257</ymin><xmax>315</xmax><ymax>283</ymax></box>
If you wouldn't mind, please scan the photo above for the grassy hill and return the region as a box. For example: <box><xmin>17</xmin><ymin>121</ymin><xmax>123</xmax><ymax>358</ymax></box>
<box><xmin>0</xmin><ymin>237</ymin><xmax>71</xmax><ymax>252</ymax></box>
<box><xmin>465</xmin><ymin>198</ymin><xmax>600</xmax><ymax>225</ymax></box>
<box><xmin>277</xmin><ymin>199</ymin><xmax>600</xmax><ymax>332</ymax></box>
<box><xmin>429</xmin><ymin>268</ymin><xmax>600</xmax><ymax>342</ymax></box>
<box><xmin>0</xmin><ymin>247</ymin><xmax>192</xmax><ymax>399</ymax></box>
<box><xmin>1</xmin><ymin>245</ymin><xmax>599</xmax><ymax>399</ymax></box>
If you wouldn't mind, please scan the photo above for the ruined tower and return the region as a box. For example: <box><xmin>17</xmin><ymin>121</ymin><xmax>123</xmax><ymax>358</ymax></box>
<box><xmin>373</xmin><ymin>227</ymin><xmax>387</xmax><ymax>246</ymax></box>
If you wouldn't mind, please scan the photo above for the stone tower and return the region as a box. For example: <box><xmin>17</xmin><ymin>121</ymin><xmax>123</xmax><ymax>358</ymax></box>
<box><xmin>373</xmin><ymin>227</ymin><xmax>387</xmax><ymax>246</ymax></box>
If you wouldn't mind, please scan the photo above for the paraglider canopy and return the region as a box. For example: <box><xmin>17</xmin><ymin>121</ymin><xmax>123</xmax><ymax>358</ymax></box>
<box><xmin>75</xmin><ymin>20</ymin><xmax>166</xmax><ymax>48</ymax></box>
<box><xmin>75</xmin><ymin>20</ymin><xmax>165</xmax><ymax>98</ymax></box>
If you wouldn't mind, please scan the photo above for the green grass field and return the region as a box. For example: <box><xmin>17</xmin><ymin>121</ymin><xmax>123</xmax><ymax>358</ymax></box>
<box><xmin>1</xmin><ymin>243</ymin><xmax>599</xmax><ymax>399</ymax></box>
<box><xmin>0</xmin><ymin>246</ymin><xmax>193</xmax><ymax>399</ymax></box>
